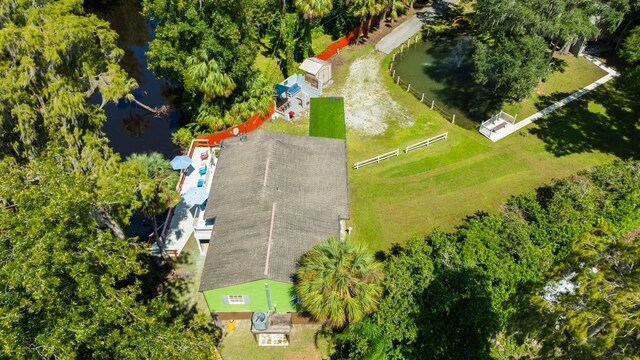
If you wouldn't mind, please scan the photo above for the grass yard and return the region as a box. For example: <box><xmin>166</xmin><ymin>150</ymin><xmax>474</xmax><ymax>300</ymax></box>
<box><xmin>219</xmin><ymin>321</ymin><xmax>329</xmax><ymax>360</ymax></box>
<box><xmin>502</xmin><ymin>53</ymin><xmax>608</xmax><ymax>120</ymax></box>
<box><xmin>309</xmin><ymin>97</ymin><xmax>346</xmax><ymax>139</ymax></box>
<box><xmin>262</xmin><ymin>45</ymin><xmax>637</xmax><ymax>252</ymax></box>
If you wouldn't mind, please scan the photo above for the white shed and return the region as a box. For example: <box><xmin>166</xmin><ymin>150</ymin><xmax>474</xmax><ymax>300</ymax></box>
<box><xmin>298</xmin><ymin>57</ymin><xmax>332</xmax><ymax>89</ymax></box>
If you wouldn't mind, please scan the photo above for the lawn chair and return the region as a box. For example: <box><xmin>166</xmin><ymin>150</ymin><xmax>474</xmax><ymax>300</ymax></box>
<box><xmin>199</xmin><ymin>165</ymin><xmax>207</xmax><ymax>176</ymax></box>
<box><xmin>200</xmin><ymin>151</ymin><xmax>209</xmax><ymax>160</ymax></box>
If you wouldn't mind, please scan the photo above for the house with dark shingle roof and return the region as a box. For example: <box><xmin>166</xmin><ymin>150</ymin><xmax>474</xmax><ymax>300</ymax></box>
<box><xmin>198</xmin><ymin>130</ymin><xmax>349</xmax><ymax>319</ymax></box>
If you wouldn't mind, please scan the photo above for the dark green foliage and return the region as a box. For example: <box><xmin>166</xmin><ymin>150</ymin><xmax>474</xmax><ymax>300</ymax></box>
<box><xmin>143</xmin><ymin>0</ymin><xmax>274</xmax><ymax>130</ymax></box>
<box><xmin>335</xmin><ymin>160</ymin><xmax>640</xmax><ymax>359</ymax></box>
<box><xmin>473</xmin><ymin>35</ymin><xmax>550</xmax><ymax>101</ymax></box>
<box><xmin>0</xmin><ymin>156</ymin><xmax>220</xmax><ymax>359</ymax></box>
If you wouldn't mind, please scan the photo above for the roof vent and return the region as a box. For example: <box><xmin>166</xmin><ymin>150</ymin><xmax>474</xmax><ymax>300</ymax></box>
<box><xmin>252</xmin><ymin>312</ymin><xmax>269</xmax><ymax>331</ymax></box>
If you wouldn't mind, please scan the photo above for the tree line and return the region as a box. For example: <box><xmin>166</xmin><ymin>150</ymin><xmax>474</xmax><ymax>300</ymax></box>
<box><xmin>1</xmin><ymin>1</ymin><xmax>220</xmax><ymax>357</ymax></box>
<box><xmin>470</xmin><ymin>0</ymin><xmax>640</xmax><ymax>101</ymax></box>
<box><xmin>297</xmin><ymin>160</ymin><xmax>640</xmax><ymax>358</ymax></box>
<box><xmin>144</xmin><ymin>0</ymin><xmax>419</xmax><ymax>146</ymax></box>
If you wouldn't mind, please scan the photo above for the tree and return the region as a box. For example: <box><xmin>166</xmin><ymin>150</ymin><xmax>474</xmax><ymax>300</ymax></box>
<box><xmin>0</xmin><ymin>156</ymin><xmax>220</xmax><ymax>358</ymax></box>
<box><xmin>126</xmin><ymin>152</ymin><xmax>180</xmax><ymax>260</ymax></box>
<box><xmin>378</xmin><ymin>0</ymin><xmax>405</xmax><ymax>29</ymax></box>
<box><xmin>349</xmin><ymin>0</ymin><xmax>385</xmax><ymax>36</ymax></box>
<box><xmin>620</xmin><ymin>25</ymin><xmax>640</xmax><ymax>63</ymax></box>
<box><xmin>143</xmin><ymin>0</ymin><xmax>273</xmax><ymax>130</ymax></box>
<box><xmin>295</xmin><ymin>0</ymin><xmax>333</xmax><ymax>57</ymax></box>
<box><xmin>0</xmin><ymin>0</ymin><xmax>135</xmax><ymax>160</ymax></box>
<box><xmin>295</xmin><ymin>237</ymin><xmax>384</xmax><ymax>328</ymax></box>
<box><xmin>473</xmin><ymin>35</ymin><xmax>550</xmax><ymax>101</ymax></box>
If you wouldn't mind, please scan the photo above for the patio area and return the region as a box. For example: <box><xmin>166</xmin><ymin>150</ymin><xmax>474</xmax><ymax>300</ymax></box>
<box><xmin>150</xmin><ymin>146</ymin><xmax>217</xmax><ymax>257</ymax></box>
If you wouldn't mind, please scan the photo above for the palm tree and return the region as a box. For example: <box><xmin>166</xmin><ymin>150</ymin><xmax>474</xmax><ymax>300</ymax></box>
<box><xmin>295</xmin><ymin>237</ymin><xmax>384</xmax><ymax>328</ymax></box>
<box><xmin>295</xmin><ymin>0</ymin><xmax>333</xmax><ymax>58</ymax></box>
<box><xmin>184</xmin><ymin>50</ymin><xmax>236</xmax><ymax>101</ymax></box>
<box><xmin>378</xmin><ymin>0</ymin><xmax>405</xmax><ymax>29</ymax></box>
<box><xmin>127</xmin><ymin>152</ymin><xmax>180</xmax><ymax>260</ymax></box>
<box><xmin>349</xmin><ymin>0</ymin><xmax>385</xmax><ymax>36</ymax></box>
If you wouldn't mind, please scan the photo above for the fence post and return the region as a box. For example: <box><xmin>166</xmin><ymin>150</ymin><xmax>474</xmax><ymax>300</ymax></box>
<box><xmin>407</xmin><ymin>39</ymin><xmax>410</xmax><ymax>48</ymax></box>
<box><xmin>421</xmin><ymin>93</ymin><xmax>424</xmax><ymax>102</ymax></box>
<box><xmin>407</xmin><ymin>83</ymin><xmax>411</xmax><ymax>92</ymax></box>
<box><xmin>392</xmin><ymin>69</ymin><xmax>395</xmax><ymax>78</ymax></box>
<box><xmin>400</xmin><ymin>44</ymin><xmax>404</xmax><ymax>53</ymax></box>
<box><xmin>452</xmin><ymin>114</ymin><xmax>456</xmax><ymax>124</ymax></box>
<box><xmin>427</xmin><ymin>28</ymin><xmax>430</xmax><ymax>37</ymax></box>
<box><xmin>514</xmin><ymin>113</ymin><xmax>518</xmax><ymax>122</ymax></box>
<box><xmin>392</xmin><ymin>53</ymin><xmax>396</xmax><ymax>62</ymax></box>
<box><xmin>396</xmin><ymin>76</ymin><xmax>400</xmax><ymax>84</ymax></box>
<box><xmin>431</xmin><ymin>100</ymin><xmax>434</xmax><ymax>109</ymax></box>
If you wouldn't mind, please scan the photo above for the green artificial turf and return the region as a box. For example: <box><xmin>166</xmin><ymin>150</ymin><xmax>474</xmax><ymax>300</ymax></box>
<box><xmin>309</xmin><ymin>97</ymin><xmax>346</xmax><ymax>139</ymax></box>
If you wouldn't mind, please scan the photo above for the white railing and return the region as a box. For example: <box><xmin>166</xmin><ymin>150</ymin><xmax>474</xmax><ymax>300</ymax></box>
<box><xmin>404</xmin><ymin>132</ymin><xmax>448</xmax><ymax>153</ymax></box>
<box><xmin>353</xmin><ymin>149</ymin><xmax>399</xmax><ymax>170</ymax></box>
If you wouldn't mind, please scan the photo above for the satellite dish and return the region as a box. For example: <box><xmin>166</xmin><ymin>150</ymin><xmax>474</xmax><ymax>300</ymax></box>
<box><xmin>233</xmin><ymin>128</ymin><xmax>239</xmax><ymax>136</ymax></box>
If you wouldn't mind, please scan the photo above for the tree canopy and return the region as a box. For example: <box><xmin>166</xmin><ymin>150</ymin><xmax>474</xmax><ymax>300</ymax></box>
<box><xmin>296</xmin><ymin>237</ymin><xmax>384</xmax><ymax>328</ymax></box>
<box><xmin>333</xmin><ymin>160</ymin><xmax>640</xmax><ymax>359</ymax></box>
<box><xmin>0</xmin><ymin>156</ymin><xmax>220</xmax><ymax>359</ymax></box>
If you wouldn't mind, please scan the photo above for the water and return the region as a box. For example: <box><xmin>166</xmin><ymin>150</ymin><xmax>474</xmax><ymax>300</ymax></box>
<box><xmin>393</xmin><ymin>38</ymin><xmax>500</xmax><ymax>128</ymax></box>
<box><xmin>85</xmin><ymin>0</ymin><xmax>182</xmax><ymax>159</ymax></box>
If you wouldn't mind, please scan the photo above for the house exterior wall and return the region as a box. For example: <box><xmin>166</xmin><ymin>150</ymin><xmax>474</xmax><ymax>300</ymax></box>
<box><xmin>202</xmin><ymin>279</ymin><xmax>298</xmax><ymax>313</ymax></box>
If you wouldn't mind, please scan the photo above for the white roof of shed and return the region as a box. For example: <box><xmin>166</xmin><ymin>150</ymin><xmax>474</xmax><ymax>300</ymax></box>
<box><xmin>298</xmin><ymin>57</ymin><xmax>329</xmax><ymax>75</ymax></box>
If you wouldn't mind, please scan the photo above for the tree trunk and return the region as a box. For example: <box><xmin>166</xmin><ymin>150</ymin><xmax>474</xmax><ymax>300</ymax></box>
<box><xmin>132</xmin><ymin>98</ymin><xmax>170</xmax><ymax>117</ymax></box>
<box><xmin>379</xmin><ymin>9</ymin><xmax>388</xmax><ymax>29</ymax></box>
<box><xmin>153</xmin><ymin>216</ymin><xmax>170</xmax><ymax>261</ymax></box>
<box><xmin>94</xmin><ymin>208</ymin><xmax>126</xmax><ymax>239</ymax></box>
<box><xmin>365</xmin><ymin>16</ymin><xmax>372</xmax><ymax>36</ymax></box>
<box><xmin>560</xmin><ymin>40</ymin><xmax>571</xmax><ymax>55</ymax></box>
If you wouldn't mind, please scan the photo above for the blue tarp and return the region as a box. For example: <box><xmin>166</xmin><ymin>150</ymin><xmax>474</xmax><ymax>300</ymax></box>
<box><xmin>274</xmin><ymin>84</ymin><xmax>288</xmax><ymax>97</ymax></box>
<box><xmin>287</xmin><ymin>83</ymin><xmax>301</xmax><ymax>96</ymax></box>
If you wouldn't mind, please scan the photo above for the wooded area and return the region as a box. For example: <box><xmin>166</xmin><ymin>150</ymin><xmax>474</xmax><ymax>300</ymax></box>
<box><xmin>1</xmin><ymin>0</ymin><xmax>639</xmax><ymax>357</ymax></box>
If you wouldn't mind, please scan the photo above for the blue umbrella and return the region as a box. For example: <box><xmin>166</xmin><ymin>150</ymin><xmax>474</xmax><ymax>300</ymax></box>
<box><xmin>170</xmin><ymin>155</ymin><xmax>192</xmax><ymax>170</ymax></box>
<box><xmin>182</xmin><ymin>187</ymin><xmax>209</xmax><ymax>206</ymax></box>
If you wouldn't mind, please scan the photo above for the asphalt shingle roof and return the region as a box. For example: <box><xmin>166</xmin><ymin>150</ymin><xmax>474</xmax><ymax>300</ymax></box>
<box><xmin>199</xmin><ymin>131</ymin><xmax>349</xmax><ymax>291</ymax></box>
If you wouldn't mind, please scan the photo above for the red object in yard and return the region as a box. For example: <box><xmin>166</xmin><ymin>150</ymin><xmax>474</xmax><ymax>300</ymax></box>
<box><xmin>288</xmin><ymin>110</ymin><xmax>295</xmax><ymax>118</ymax></box>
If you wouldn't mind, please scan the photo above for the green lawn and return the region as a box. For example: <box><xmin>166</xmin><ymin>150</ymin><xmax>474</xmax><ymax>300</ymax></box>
<box><xmin>220</xmin><ymin>321</ymin><xmax>329</xmax><ymax>360</ymax></box>
<box><xmin>309</xmin><ymin>97</ymin><xmax>346</xmax><ymax>139</ymax></box>
<box><xmin>261</xmin><ymin>46</ymin><xmax>635</xmax><ymax>252</ymax></box>
<box><xmin>502</xmin><ymin>53</ymin><xmax>608</xmax><ymax>120</ymax></box>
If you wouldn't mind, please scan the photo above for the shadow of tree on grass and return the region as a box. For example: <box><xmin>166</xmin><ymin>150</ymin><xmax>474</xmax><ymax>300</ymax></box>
<box><xmin>528</xmin><ymin>79</ymin><xmax>640</xmax><ymax>160</ymax></box>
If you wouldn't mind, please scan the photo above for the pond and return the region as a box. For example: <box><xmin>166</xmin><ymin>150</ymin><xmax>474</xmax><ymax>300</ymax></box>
<box><xmin>85</xmin><ymin>0</ymin><xmax>182</xmax><ymax>159</ymax></box>
<box><xmin>392</xmin><ymin>37</ymin><xmax>501</xmax><ymax>129</ymax></box>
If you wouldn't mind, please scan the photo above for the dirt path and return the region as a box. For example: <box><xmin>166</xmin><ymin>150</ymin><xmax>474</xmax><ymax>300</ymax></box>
<box><xmin>338</xmin><ymin>54</ymin><xmax>407</xmax><ymax>135</ymax></box>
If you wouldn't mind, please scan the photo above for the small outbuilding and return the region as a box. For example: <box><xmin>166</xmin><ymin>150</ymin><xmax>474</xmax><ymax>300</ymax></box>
<box><xmin>298</xmin><ymin>57</ymin><xmax>332</xmax><ymax>89</ymax></box>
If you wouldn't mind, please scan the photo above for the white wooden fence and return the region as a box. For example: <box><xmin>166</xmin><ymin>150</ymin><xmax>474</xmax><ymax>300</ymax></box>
<box><xmin>404</xmin><ymin>132</ymin><xmax>448</xmax><ymax>153</ymax></box>
<box><xmin>353</xmin><ymin>149</ymin><xmax>399</xmax><ymax>170</ymax></box>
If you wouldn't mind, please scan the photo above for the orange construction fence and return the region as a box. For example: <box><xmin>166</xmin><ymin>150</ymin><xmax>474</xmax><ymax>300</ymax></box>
<box><xmin>316</xmin><ymin>16</ymin><xmax>379</xmax><ymax>61</ymax></box>
<box><xmin>196</xmin><ymin>104</ymin><xmax>275</xmax><ymax>146</ymax></box>
<box><xmin>196</xmin><ymin>15</ymin><xmax>380</xmax><ymax>145</ymax></box>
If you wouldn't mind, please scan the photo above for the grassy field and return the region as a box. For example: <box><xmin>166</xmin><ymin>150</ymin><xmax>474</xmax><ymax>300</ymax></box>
<box><xmin>219</xmin><ymin>321</ymin><xmax>329</xmax><ymax>360</ymax></box>
<box><xmin>309</xmin><ymin>97</ymin><xmax>346</xmax><ymax>139</ymax></box>
<box><xmin>502</xmin><ymin>53</ymin><xmax>608</xmax><ymax>120</ymax></box>
<box><xmin>262</xmin><ymin>46</ymin><xmax>633</xmax><ymax>252</ymax></box>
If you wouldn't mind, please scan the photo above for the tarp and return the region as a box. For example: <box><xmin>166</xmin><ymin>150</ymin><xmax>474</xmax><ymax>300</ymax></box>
<box><xmin>274</xmin><ymin>84</ymin><xmax>288</xmax><ymax>98</ymax></box>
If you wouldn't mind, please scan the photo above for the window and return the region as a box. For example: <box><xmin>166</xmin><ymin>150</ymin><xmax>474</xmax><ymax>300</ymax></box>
<box><xmin>228</xmin><ymin>296</ymin><xmax>245</xmax><ymax>304</ymax></box>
